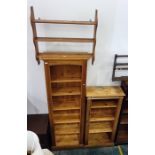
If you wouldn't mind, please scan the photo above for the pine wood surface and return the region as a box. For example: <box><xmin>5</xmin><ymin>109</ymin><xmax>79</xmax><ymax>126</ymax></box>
<box><xmin>91</xmin><ymin>100</ymin><xmax>117</xmax><ymax>109</ymax></box>
<box><xmin>55</xmin><ymin>134</ymin><xmax>79</xmax><ymax>146</ymax></box>
<box><xmin>38</xmin><ymin>52</ymin><xmax>92</xmax><ymax>61</ymax></box>
<box><xmin>86</xmin><ymin>86</ymin><xmax>125</xmax><ymax>98</ymax></box>
<box><xmin>89</xmin><ymin>122</ymin><xmax>113</xmax><ymax>133</ymax></box>
<box><xmin>33</xmin><ymin>19</ymin><xmax>96</xmax><ymax>25</ymax></box>
<box><xmin>88</xmin><ymin>133</ymin><xmax>113</xmax><ymax>145</ymax></box>
<box><xmin>55</xmin><ymin>123</ymin><xmax>80</xmax><ymax>135</ymax></box>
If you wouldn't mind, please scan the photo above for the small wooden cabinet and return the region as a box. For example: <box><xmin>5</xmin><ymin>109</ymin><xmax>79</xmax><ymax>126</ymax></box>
<box><xmin>85</xmin><ymin>86</ymin><xmax>125</xmax><ymax>147</ymax></box>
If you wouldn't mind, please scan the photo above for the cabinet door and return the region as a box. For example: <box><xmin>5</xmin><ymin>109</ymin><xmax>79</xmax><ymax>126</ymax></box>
<box><xmin>44</xmin><ymin>60</ymin><xmax>87</xmax><ymax>148</ymax></box>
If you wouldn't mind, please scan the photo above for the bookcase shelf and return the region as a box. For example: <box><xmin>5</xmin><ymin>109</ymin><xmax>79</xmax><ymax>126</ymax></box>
<box><xmin>91</xmin><ymin>100</ymin><xmax>117</xmax><ymax>109</ymax></box>
<box><xmin>53</xmin><ymin>105</ymin><xmax>80</xmax><ymax>111</ymax></box>
<box><xmin>52</xmin><ymin>95</ymin><xmax>80</xmax><ymax>111</ymax></box>
<box><xmin>89</xmin><ymin>122</ymin><xmax>113</xmax><ymax>133</ymax></box>
<box><xmin>55</xmin><ymin>134</ymin><xmax>79</xmax><ymax>146</ymax></box>
<box><xmin>53</xmin><ymin>110</ymin><xmax>80</xmax><ymax>124</ymax></box>
<box><xmin>88</xmin><ymin>133</ymin><xmax>113</xmax><ymax>146</ymax></box>
<box><xmin>55</xmin><ymin>123</ymin><xmax>80</xmax><ymax>135</ymax></box>
<box><xmin>51</xmin><ymin>87</ymin><xmax>81</xmax><ymax>96</ymax></box>
<box><xmin>90</xmin><ymin>116</ymin><xmax>115</xmax><ymax>122</ymax></box>
<box><xmin>51</xmin><ymin>78</ymin><xmax>82</xmax><ymax>83</ymax></box>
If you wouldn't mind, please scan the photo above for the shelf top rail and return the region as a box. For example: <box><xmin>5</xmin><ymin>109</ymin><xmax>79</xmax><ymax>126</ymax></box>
<box><xmin>33</xmin><ymin>19</ymin><xmax>97</xmax><ymax>25</ymax></box>
<box><xmin>30</xmin><ymin>6</ymin><xmax>98</xmax><ymax>64</ymax></box>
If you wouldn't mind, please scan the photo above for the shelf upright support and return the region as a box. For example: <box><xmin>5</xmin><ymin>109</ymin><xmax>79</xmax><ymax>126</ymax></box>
<box><xmin>92</xmin><ymin>10</ymin><xmax>98</xmax><ymax>64</ymax></box>
<box><xmin>30</xmin><ymin>6</ymin><xmax>40</xmax><ymax>64</ymax></box>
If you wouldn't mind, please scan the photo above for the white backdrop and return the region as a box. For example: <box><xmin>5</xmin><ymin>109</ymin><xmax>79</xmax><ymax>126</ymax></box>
<box><xmin>27</xmin><ymin>0</ymin><xmax>128</xmax><ymax>114</ymax></box>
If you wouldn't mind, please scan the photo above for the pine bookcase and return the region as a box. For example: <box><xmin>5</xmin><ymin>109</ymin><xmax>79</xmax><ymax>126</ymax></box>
<box><xmin>85</xmin><ymin>86</ymin><xmax>125</xmax><ymax>147</ymax></box>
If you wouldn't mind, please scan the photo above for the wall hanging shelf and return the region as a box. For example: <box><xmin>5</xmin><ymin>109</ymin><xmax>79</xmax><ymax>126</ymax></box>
<box><xmin>30</xmin><ymin>6</ymin><xmax>98</xmax><ymax>149</ymax></box>
<box><xmin>112</xmin><ymin>54</ymin><xmax>128</xmax><ymax>81</ymax></box>
<box><xmin>30</xmin><ymin>6</ymin><xmax>98</xmax><ymax>64</ymax></box>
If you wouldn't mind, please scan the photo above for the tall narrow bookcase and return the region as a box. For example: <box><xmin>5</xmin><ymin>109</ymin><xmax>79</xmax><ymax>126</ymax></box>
<box><xmin>85</xmin><ymin>86</ymin><xmax>125</xmax><ymax>147</ymax></box>
<box><xmin>30</xmin><ymin>6</ymin><xmax>98</xmax><ymax>149</ymax></box>
<box><xmin>44</xmin><ymin>59</ymin><xmax>89</xmax><ymax>148</ymax></box>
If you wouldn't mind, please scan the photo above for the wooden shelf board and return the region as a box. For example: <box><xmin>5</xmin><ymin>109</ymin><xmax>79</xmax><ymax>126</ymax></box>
<box><xmin>55</xmin><ymin>124</ymin><xmax>80</xmax><ymax>135</ymax></box>
<box><xmin>91</xmin><ymin>105</ymin><xmax>116</xmax><ymax>109</ymax></box>
<box><xmin>38</xmin><ymin>52</ymin><xmax>92</xmax><ymax>60</ymax></box>
<box><xmin>88</xmin><ymin>133</ymin><xmax>112</xmax><ymax>146</ymax></box>
<box><xmin>34</xmin><ymin>19</ymin><xmax>96</xmax><ymax>25</ymax></box>
<box><xmin>56</xmin><ymin>134</ymin><xmax>79</xmax><ymax>146</ymax></box>
<box><xmin>86</xmin><ymin>86</ymin><xmax>125</xmax><ymax>98</ymax></box>
<box><xmin>91</xmin><ymin>101</ymin><xmax>117</xmax><ymax>109</ymax></box>
<box><xmin>51</xmin><ymin>78</ymin><xmax>82</xmax><ymax>83</ymax></box>
<box><xmin>52</xmin><ymin>87</ymin><xmax>81</xmax><ymax>96</ymax></box>
<box><xmin>54</xmin><ymin>119</ymin><xmax>80</xmax><ymax>124</ymax></box>
<box><xmin>90</xmin><ymin>116</ymin><xmax>115</xmax><ymax>122</ymax></box>
<box><xmin>54</xmin><ymin>113</ymin><xmax>80</xmax><ymax>124</ymax></box>
<box><xmin>35</xmin><ymin>37</ymin><xmax>94</xmax><ymax>43</ymax></box>
<box><xmin>53</xmin><ymin>105</ymin><xmax>80</xmax><ymax>111</ymax></box>
<box><xmin>90</xmin><ymin>108</ymin><xmax>115</xmax><ymax>119</ymax></box>
<box><xmin>89</xmin><ymin>122</ymin><xmax>113</xmax><ymax>133</ymax></box>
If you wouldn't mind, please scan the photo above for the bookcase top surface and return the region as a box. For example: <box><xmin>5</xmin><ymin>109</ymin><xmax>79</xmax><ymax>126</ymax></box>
<box><xmin>86</xmin><ymin>86</ymin><xmax>125</xmax><ymax>98</ymax></box>
<box><xmin>37</xmin><ymin>52</ymin><xmax>92</xmax><ymax>61</ymax></box>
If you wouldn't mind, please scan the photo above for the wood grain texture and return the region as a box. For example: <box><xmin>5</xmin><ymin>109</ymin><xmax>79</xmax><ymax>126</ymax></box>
<box><xmin>38</xmin><ymin>52</ymin><xmax>92</xmax><ymax>61</ymax></box>
<box><xmin>86</xmin><ymin>86</ymin><xmax>125</xmax><ymax>98</ymax></box>
<box><xmin>88</xmin><ymin>133</ymin><xmax>113</xmax><ymax>146</ymax></box>
<box><xmin>35</xmin><ymin>37</ymin><xmax>94</xmax><ymax>43</ymax></box>
<box><xmin>55</xmin><ymin>134</ymin><xmax>79</xmax><ymax>146</ymax></box>
<box><xmin>55</xmin><ymin>123</ymin><xmax>80</xmax><ymax>135</ymax></box>
<box><xmin>34</xmin><ymin>19</ymin><xmax>96</xmax><ymax>25</ymax></box>
<box><xmin>89</xmin><ymin>122</ymin><xmax>113</xmax><ymax>133</ymax></box>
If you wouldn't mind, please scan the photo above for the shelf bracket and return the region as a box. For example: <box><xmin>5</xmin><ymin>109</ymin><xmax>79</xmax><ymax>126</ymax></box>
<box><xmin>92</xmin><ymin>9</ymin><xmax>98</xmax><ymax>65</ymax></box>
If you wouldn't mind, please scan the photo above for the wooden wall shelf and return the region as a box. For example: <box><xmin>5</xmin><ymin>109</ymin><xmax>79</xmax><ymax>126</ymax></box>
<box><xmin>30</xmin><ymin>6</ymin><xmax>98</xmax><ymax>64</ymax></box>
<box><xmin>112</xmin><ymin>54</ymin><xmax>128</xmax><ymax>81</ymax></box>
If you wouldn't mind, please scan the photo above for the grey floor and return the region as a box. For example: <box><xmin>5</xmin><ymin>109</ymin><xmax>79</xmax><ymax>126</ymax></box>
<box><xmin>53</xmin><ymin>145</ymin><xmax>128</xmax><ymax>155</ymax></box>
